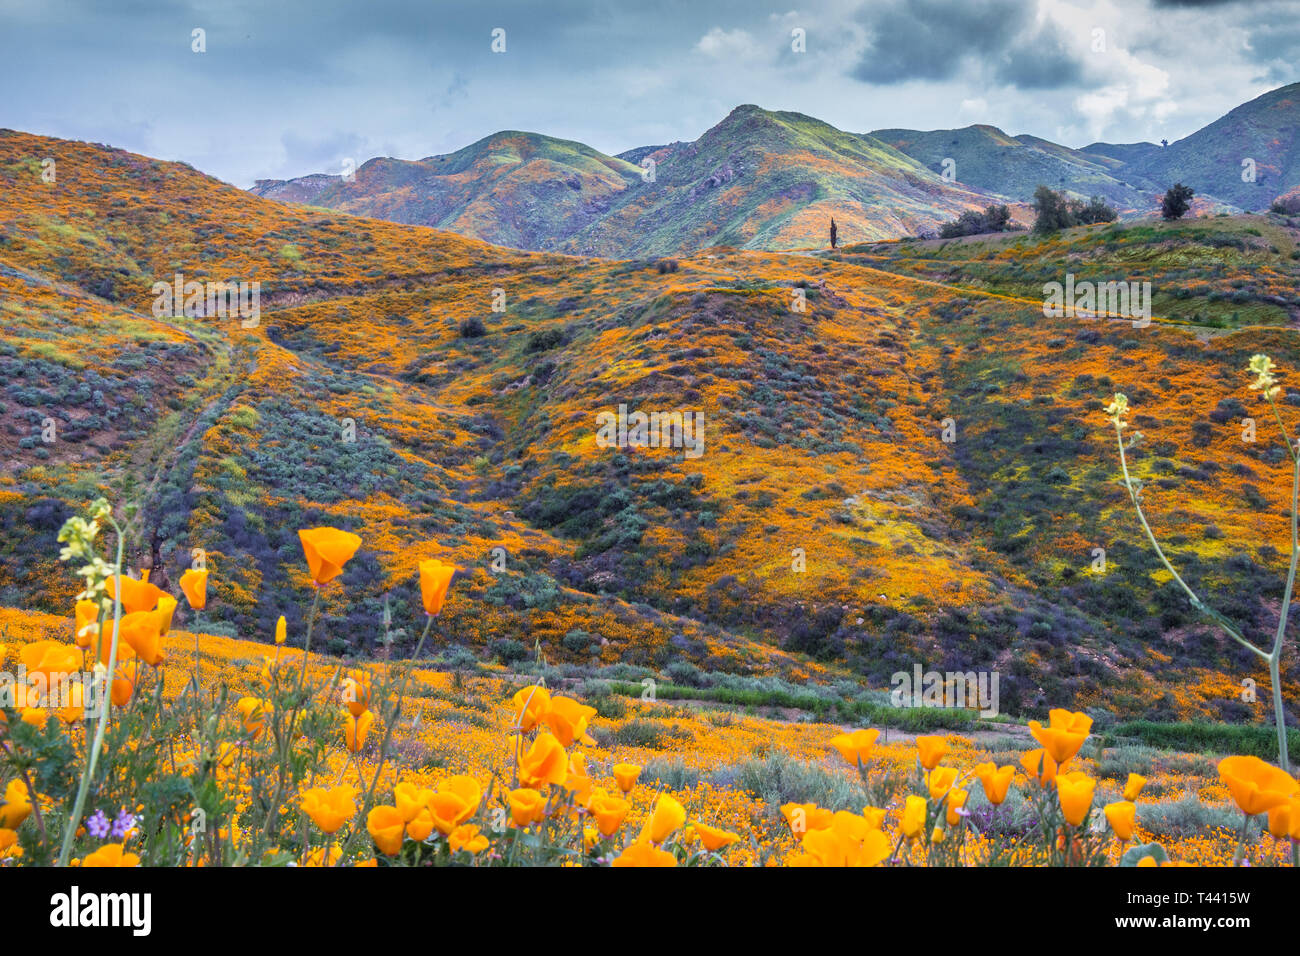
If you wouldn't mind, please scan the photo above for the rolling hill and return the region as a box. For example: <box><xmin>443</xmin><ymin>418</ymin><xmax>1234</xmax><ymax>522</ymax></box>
<box><xmin>4</xmin><ymin>128</ymin><xmax>1300</xmax><ymax>724</ymax></box>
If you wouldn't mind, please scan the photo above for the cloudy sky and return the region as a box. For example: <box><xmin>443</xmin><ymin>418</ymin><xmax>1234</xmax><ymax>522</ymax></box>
<box><xmin>2</xmin><ymin>0</ymin><xmax>1297</xmax><ymax>188</ymax></box>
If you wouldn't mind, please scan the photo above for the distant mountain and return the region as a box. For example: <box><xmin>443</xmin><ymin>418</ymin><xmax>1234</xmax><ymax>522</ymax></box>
<box><xmin>251</xmin><ymin>84</ymin><xmax>1300</xmax><ymax>252</ymax></box>
<box><xmin>254</xmin><ymin>106</ymin><xmax>998</xmax><ymax>254</ymax></box>
<box><xmin>1118</xmin><ymin>82</ymin><xmax>1300</xmax><ymax>210</ymax></box>
<box><xmin>871</xmin><ymin>123</ymin><xmax>1156</xmax><ymax>213</ymax></box>
<box><xmin>252</xmin><ymin>131</ymin><xmax>642</xmax><ymax>252</ymax></box>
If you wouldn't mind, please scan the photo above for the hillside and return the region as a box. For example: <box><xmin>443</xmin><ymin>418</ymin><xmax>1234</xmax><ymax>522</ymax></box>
<box><xmin>3</xmin><ymin>129</ymin><xmax>1300</xmax><ymax>724</ymax></box>
<box><xmin>253</xmin><ymin>131</ymin><xmax>643</xmax><ymax>252</ymax></box>
<box><xmin>1121</xmin><ymin>83</ymin><xmax>1300</xmax><ymax>211</ymax></box>
<box><xmin>871</xmin><ymin>124</ymin><xmax>1156</xmax><ymax>213</ymax></box>
<box><xmin>253</xmin><ymin>106</ymin><xmax>999</xmax><ymax>254</ymax></box>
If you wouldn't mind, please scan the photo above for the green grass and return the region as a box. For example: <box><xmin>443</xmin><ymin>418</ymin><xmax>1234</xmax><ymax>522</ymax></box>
<box><xmin>1109</xmin><ymin>720</ymin><xmax>1300</xmax><ymax>763</ymax></box>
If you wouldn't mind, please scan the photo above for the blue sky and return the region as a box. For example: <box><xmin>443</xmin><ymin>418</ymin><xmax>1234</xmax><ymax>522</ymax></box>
<box><xmin>2</xmin><ymin>0</ymin><xmax>1297</xmax><ymax>187</ymax></box>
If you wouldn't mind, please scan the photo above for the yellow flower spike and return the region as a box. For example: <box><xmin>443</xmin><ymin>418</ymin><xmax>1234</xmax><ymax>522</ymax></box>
<box><xmin>612</xmin><ymin>841</ymin><xmax>677</xmax><ymax>867</ymax></box>
<box><xmin>974</xmin><ymin>762</ymin><xmax>1015</xmax><ymax>805</ymax></box>
<box><xmin>914</xmin><ymin>735</ymin><xmax>949</xmax><ymax>770</ymax></box>
<box><xmin>642</xmin><ymin>794</ymin><xmax>686</xmax><ymax>844</ymax></box>
<box><xmin>1218</xmin><ymin>756</ymin><xmax>1299</xmax><ymax>816</ymax></box>
<box><xmin>1104</xmin><ymin>801</ymin><xmax>1136</xmax><ymax>842</ymax></box>
<box><xmin>417</xmin><ymin>558</ymin><xmax>458</xmax><ymax>616</ymax></box>
<box><xmin>179</xmin><ymin>568</ymin><xmax>208</xmax><ymax>611</ymax></box>
<box><xmin>1123</xmin><ymin>773</ymin><xmax>1147</xmax><ymax>802</ymax></box>
<box><xmin>367</xmin><ymin>805</ymin><xmax>405</xmax><ymax>856</ymax></box>
<box><xmin>297</xmin><ymin>527</ymin><xmax>362</xmax><ymax>586</ymax></box>
<box><xmin>612</xmin><ymin>763</ymin><xmax>641</xmax><ymax>794</ymax></box>
<box><xmin>829</xmin><ymin>728</ymin><xmax>880</xmax><ymax>767</ymax></box>
<box><xmin>448</xmin><ymin>824</ymin><xmax>488</xmax><ymax>854</ymax></box>
<box><xmin>900</xmin><ymin>795</ymin><xmax>927</xmax><ymax>840</ymax></box>
<box><xmin>1056</xmin><ymin>771</ymin><xmax>1096</xmax><ymax>827</ymax></box>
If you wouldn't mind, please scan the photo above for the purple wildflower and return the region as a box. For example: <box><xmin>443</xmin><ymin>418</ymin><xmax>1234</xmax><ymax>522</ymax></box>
<box><xmin>86</xmin><ymin>810</ymin><xmax>111</xmax><ymax>839</ymax></box>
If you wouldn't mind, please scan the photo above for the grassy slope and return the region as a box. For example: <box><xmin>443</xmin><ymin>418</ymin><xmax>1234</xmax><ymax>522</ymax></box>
<box><xmin>3</xmin><ymin>130</ymin><xmax>1300</xmax><ymax>724</ymax></box>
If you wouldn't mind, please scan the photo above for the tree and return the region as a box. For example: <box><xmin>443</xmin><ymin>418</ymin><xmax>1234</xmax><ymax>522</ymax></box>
<box><xmin>1161</xmin><ymin>183</ymin><xmax>1194</xmax><ymax>220</ymax></box>
<box><xmin>829</xmin><ymin>217</ymin><xmax>838</xmax><ymax>250</ymax></box>
<box><xmin>938</xmin><ymin>204</ymin><xmax>1018</xmax><ymax>238</ymax></box>
<box><xmin>1032</xmin><ymin>185</ymin><xmax>1074</xmax><ymax>233</ymax></box>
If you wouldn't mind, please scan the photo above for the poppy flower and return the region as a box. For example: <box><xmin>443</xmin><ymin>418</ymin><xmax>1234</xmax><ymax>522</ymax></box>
<box><xmin>298</xmin><ymin>527</ymin><xmax>362</xmax><ymax>586</ymax></box>
<box><xmin>509</xmin><ymin>686</ymin><xmax>551</xmax><ymax>732</ymax></box>
<box><xmin>612</xmin><ymin>763</ymin><xmax>641</xmax><ymax>794</ymax></box>
<box><xmin>926</xmin><ymin>766</ymin><xmax>958</xmax><ymax>801</ymax></box>
<box><xmin>1028</xmin><ymin>709</ymin><xmax>1092</xmax><ymax>765</ymax></box>
<box><xmin>1020</xmin><ymin>748</ymin><xmax>1058</xmax><ymax>786</ymax></box>
<box><xmin>106</xmin><ymin>574</ymin><xmax>163</xmax><ymax>615</ymax></box>
<box><xmin>612</xmin><ymin>841</ymin><xmax>677</xmax><ymax>867</ymax></box>
<box><xmin>517</xmin><ymin>733</ymin><xmax>568</xmax><ymax>789</ymax></box>
<box><xmin>587</xmin><ymin>790</ymin><xmax>631</xmax><ymax>837</ymax></box>
<box><xmin>799</xmin><ymin>812</ymin><xmax>891</xmax><ymax>867</ymax></box>
<box><xmin>1124</xmin><ymin>773</ymin><xmax>1147</xmax><ymax>802</ymax></box>
<box><xmin>275</xmin><ymin>615</ymin><xmax>287</xmax><ymax>645</ymax></box>
<box><xmin>1218</xmin><ymin>756</ymin><xmax>1299</xmax><ymax>816</ymax></box>
<box><xmin>340</xmin><ymin>671</ymin><xmax>372</xmax><ymax>717</ymax></box>
<box><xmin>345</xmin><ymin>710</ymin><xmax>373</xmax><ymax>753</ymax></box>
<box><xmin>82</xmin><ymin>843</ymin><xmax>140</xmax><ymax>867</ymax></box>
<box><xmin>427</xmin><ymin>775</ymin><xmax>481</xmax><ymax>835</ymax></box>
<box><xmin>915</xmin><ymin>735</ymin><xmax>949</xmax><ymax>770</ymax></box>
<box><xmin>179</xmin><ymin>568</ymin><xmax>208</xmax><ymax>610</ymax></box>
<box><xmin>974</xmin><ymin>762</ymin><xmax>1015</xmax><ymax>805</ymax></box>
<box><xmin>448</xmin><ymin>824</ymin><xmax>488</xmax><ymax>854</ymax></box>
<box><xmin>418</xmin><ymin>559</ymin><xmax>457</xmax><ymax>616</ymax></box>
<box><xmin>1056</xmin><ymin>771</ymin><xmax>1096</xmax><ymax>827</ymax></box>
<box><xmin>0</xmin><ymin>780</ymin><xmax>31</xmax><ymax>829</ymax></box>
<box><xmin>74</xmin><ymin>600</ymin><xmax>100</xmax><ymax>649</ymax></box>
<box><xmin>780</xmin><ymin>802</ymin><xmax>834</xmax><ymax>837</ymax></box>
<box><xmin>542</xmin><ymin>696</ymin><xmax>598</xmax><ymax>747</ymax></box>
<box><xmin>301</xmin><ymin>786</ymin><xmax>357</xmax><ymax>834</ymax></box>
<box><xmin>900</xmin><ymin>795</ymin><xmax>927</xmax><ymax>839</ymax></box>
<box><xmin>508</xmin><ymin>787</ymin><xmax>547</xmax><ymax>827</ymax></box>
<box><xmin>393</xmin><ymin>782</ymin><xmax>434</xmax><ymax>823</ymax></box>
<box><xmin>367</xmin><ymin>805</ymin><xmax>405</xmax><ymax>856</ymax></box>
<box><xmin>693</xmin><ymin>821</ymin><xmax>741</xmax><ymax>851</ymax></box>
<box><xmin>236</xmin><ymin>697</ymin><xmax>272</xmax><ymax>739</ymax></box>
<box><xmin>117</xmin><ymin>611</ymin><xmax>165</xmax><ymax>667</ymax></box>
<box><xmin>1105</xmin><ymin>801</ymin><xmax>1136</xmax><ymax>842</ymax></box>
<box><xmin>406</xmin><ymin>807</ymin><xmax>435</xmax><ymax>842</ymax></box>
<box><xmin>642</xmin><ymin>794</ymin><xmax>686</xmax><ymax>844</ymax></box>
<box><xmin>945</xmin><ymin>787</ymin><xmax>969</xmax><ymax>826</ymax></box>
<box><xmin>20</xmin><ymin>641</ymin><xmax>81</xmax><ymax>686</ymax></box>
<box><xmin>829</xmin><ymin>728</ymin><xmax>880</xmax><ymax>767</ymax></box>
<box><xmin>150</xmin><ymin>594</ymin><xmax>177</xmax><ymax>637</ymax></box>
<box><xmin>1266</xmin><ymin>799</ymin><xmax>1300</xmax><ymax>840</ymax></box>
